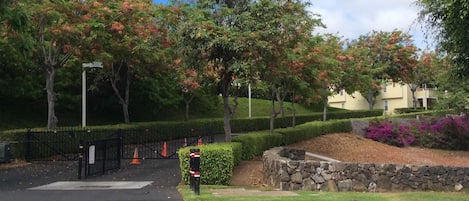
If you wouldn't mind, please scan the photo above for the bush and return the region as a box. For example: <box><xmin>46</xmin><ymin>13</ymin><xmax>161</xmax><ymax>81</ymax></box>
<box><xmin>412</xmin><ymin>115</ymin><xmax>469</xmax><ymax>150</ymax></box>
<box><xmin>277</xmin><ymin>119</ymin><xmax>352</xmax><ymax>145</ymax></box>
<box><xmin>232</xmin><ymin>132</ymin><xmax>283</xmax><ymax>160</ymax></box>
<box><xmin>365</xmin><ymin>119</ymin><xmax>415</xmax><ymax>147</ymax></box>
<box><xmin>365</xmin><ymin>115</ymin><xmax>469</xmax><ymax>150</ymax></box>
<box><xmin>178</xmin><ymin>142</ymin><xmax>241</xmax><ymax>185</ymax></box>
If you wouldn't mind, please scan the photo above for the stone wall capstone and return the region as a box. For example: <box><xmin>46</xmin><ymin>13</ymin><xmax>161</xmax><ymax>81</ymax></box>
<box><xmin>263</xmin><ymin>147</ymin><xmax>469</xmax><ymax>192</ymax></box>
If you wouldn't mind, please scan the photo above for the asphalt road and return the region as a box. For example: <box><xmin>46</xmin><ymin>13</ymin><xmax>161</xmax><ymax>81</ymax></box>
<box><xmin>0</xmin><ymin>159</ymin><xmax>184</xmax><ymax>201</ymax></box>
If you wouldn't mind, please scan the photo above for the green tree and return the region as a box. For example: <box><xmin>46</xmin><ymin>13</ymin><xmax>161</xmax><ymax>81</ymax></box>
<box><xmin>173</xmin><ymin>0</ymin><xmax>322</xmax><ymax>140</ymax></box>
<box><xmin>417</xmin><ymin>0</ymin><xmax>469</xmax><ymax>114</ymax></box>
<box><xmin>1</xmin><ymin>1</ymin><xmax>39</xmax><ymax>100</ymax></box>
<box><xmin>80</xmin><ymin>0</ymin><xmax>165</xmax><ymax>123</ymax></box>
<box><xmin>349</xmin><ymin>30</ymin><xmax>418</xmax><ymax>110</ymax></box>
<box><xmin>409</xmin><ymin>51</ymin><xmax>446</xmax><ymax>109</ymax></box>
<box><xmin>243</xmin><ymin>0</ymin><xmax>322</xmax><ymax>132</ymax></box>
<box><xmin>24</xmin><ymin>0</ymin><xmax>84</xmax><ymax>128</ymax></box>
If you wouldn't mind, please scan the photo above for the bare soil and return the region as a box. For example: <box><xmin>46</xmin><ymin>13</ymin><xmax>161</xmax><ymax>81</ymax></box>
<box><xmin>230</xmin><ymin>133</ymin><xmax>469</xmax><ymax>187</ymax></box>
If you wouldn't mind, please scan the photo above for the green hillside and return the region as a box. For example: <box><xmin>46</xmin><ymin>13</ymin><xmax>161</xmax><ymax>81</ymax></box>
<box><xmin>0</xmin><ymin>97</ymin><xmax>342</xmax><ymax>131</ymax></box>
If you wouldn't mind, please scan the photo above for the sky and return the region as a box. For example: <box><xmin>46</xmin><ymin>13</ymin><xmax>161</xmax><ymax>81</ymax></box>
<box><xmin>152</xmin><ymin>0</ymin><xmax>433</xmax><ymax>51</ymax></box>
<box><xmin>309</xmin><ymin>0</ymin><xmax>433</xmax><ymax>51</ymax></box>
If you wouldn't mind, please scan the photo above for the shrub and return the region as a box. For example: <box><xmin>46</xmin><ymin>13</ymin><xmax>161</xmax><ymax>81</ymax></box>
<box><xmin>277</xmin><ymin>119</ymin><xmax>352</xmax><ymax>145</ymax></box>
<box><xmin>427</xmin><ymin>115</ymin><xmax>469</xmax><ymax>150</ymax></box>
<box><xmin>366</xmin><ymin>115</ymin><xmax>469</xmax><ymax>150</ymax></box>
<box><xmin>365</xmin><ymin>119</ymin><xmax>415</xmax><ymax>147</ymax></box>
<box><xmin>178</xmin><ymin>142</ymin><xmax>241</xmax><ymax>185</ymax></box>
<box><xmin>232</xmin><ymin>132</ymin><xmax>283</xmax><ymax>160</ymax></box>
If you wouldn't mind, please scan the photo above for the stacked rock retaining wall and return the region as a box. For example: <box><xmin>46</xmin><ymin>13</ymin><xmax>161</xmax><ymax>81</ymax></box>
<box><xmin>263</xmin><ymin>147</ymin><xmax>469</xmax><ymax>192</ymax></box>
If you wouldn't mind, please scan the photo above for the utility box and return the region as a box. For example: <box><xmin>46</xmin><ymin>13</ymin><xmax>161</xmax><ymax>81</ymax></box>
<box><xmin>0</xmin><ymin>142</ymin><xmax>11</xmax><ymax>163</ymax></box>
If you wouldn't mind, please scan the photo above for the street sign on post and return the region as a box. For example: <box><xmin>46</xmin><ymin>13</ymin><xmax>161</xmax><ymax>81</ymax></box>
<box><xmin>82</xmin><ymin>61</ymin><xmax>103</xmax><ymax>127</ymax></box>
<box><xmin>82</xmin><ymin>61</ymin><xmax>103</xmax><ymax>68</ymax></box>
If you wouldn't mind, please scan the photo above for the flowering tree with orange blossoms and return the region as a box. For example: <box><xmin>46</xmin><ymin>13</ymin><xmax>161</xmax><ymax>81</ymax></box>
<box><xmin>172</xmin><ymin>0</ymin><xmax>322</xmax><ymax>140</ymax></box>
<box><xmin>79</xmin><ymin>0</ymin><xmax>165</xmax><ymax>123</ymax></box>
<box><xmin>408</xmin><ymin>51</ymin><xmax>448</xmax><ymax>109</ymax></box>
<box><xmin>245</xmin><ymin>0</ymin><xmax>322</xmax><ymax>132</ymax></box>
<box><xmin>173</xmin><ymin>59</ymin><xmax>202</xmax><ymax>120</ymax></box>
<box><xmin>348</xmin><ymin>30</ymin><xmax>418</xmax><ymax>110</ymax></box>
<box><xmin>302</xmin><ymin>35</ymin><xmax>367</xmax><ymax>120</ymax></box>
<box><xmin>23</xmin><ymin>0</ymin><xmax>86</xmax><ymax>128</ymax></box>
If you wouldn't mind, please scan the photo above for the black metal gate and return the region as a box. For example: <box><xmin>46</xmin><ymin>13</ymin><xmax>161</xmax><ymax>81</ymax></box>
<box><xmin>121</xmin><ymin>135</ymin><xmax>214</xmax><ymax>160</ymax></box>
<box><xmin>24</xmin><ymin>128</ymin><xmax>117</xmax><ymax>161</ymax></box>
<box><xmin>24</xmin><ymin>127</ymin><xmax>215</xmax><ymax>162</ymax></box>
<box><xmin>78</xmin><ymin>137</ymin><xmax>121</xmax><ymax>179</ymax></box>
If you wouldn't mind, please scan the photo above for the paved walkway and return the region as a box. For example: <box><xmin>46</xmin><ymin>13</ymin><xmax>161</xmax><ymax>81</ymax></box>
<box><xmin>0</xmin><ymin>159</ymin><xmax>184</xmax><ymax>201</ymax></box>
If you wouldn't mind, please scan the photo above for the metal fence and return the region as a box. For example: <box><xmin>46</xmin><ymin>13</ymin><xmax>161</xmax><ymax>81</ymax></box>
<box><xmin>23</xmin><ymin>126</ymin><xmax>215</xmax><ymax>161</ymax></box>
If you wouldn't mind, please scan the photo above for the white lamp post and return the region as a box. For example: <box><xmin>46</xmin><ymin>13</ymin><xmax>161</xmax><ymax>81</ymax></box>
<box><xmin>248</xmin><ymin>83</ymin><xmax>251</xmax><ymax>118</ymax></box>
<box><xmin>82</xmin><ymin>61</ymin><xmax>103</xmax><ymax>127</ymax></box>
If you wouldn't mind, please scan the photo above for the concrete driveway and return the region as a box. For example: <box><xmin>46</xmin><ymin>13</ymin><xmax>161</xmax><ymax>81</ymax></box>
<box><xmin>0</xmin><ymin>159</ymin><xmax>184</xmax><ymax>201</ymax></box>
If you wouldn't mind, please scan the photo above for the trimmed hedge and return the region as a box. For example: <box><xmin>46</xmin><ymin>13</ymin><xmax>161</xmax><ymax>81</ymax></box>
<box><xmin>232</xmin><ymin>132</ymin><xmax>283</xmax><ymax>160</ymax></box>
<box><xmin>230</xmin><ymin>119</ymin><xmax>353</xmax><ymax>161</ymax></box>
<box><xmin>178</xmin><ymin>142</ymin><xmax>242</xmax><ymax>185</ymax></box>
<box><xmin>277</xmin><ymin>119</ymin><xmax>352</xmax><ymax>145</ymax></box>
<box><xmin>230</xmin><ymin>110</ymin><xmax>382</xmax><ymax>132</ymax></box>
<box><xmin>0</xmin><ymin>110</ymin><xmax>383</xmax><ymax>142</ymax></box>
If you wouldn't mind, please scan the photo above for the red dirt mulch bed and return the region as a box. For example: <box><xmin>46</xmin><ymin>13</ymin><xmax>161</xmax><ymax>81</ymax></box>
<box><xmin>231</xmin><ymin>133</ymin><xmax>469</xmax><ymax>187</ymax></box>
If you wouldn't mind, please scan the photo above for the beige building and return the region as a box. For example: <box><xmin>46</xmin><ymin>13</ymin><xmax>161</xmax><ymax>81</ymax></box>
<box><xmin>328</xmin><ymin>83</ymin><xmax>438</xmax><ymax>114</ymax></box>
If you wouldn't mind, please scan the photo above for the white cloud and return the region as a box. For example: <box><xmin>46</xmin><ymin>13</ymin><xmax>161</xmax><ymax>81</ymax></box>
<box><xmin>309</xmin><ymin>0</ymin><xmax>433</xmax><ymax>50</ymax></box>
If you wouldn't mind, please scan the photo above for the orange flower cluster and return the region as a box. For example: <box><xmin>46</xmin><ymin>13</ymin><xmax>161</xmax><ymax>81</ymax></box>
<box><xmin>110</xmin><ymin>22</ymin><xmax>125</xmax><ymax>34</ymax></box>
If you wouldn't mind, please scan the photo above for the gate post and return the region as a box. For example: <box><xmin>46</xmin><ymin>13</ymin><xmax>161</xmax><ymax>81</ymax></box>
<box><xmin>190</xmin><ymin>148</ymin><xmax>200</xmax><ymax>195</ymax></box>
<box><xmin>189</xmin><ymin>149</ymin><xmax>195</xmax><ymax>191</ymax></box>
<box><xmin>116</xmin><ymin>130</ymin><xmax>122</xmax><ymax>169</ymax></box>
<box><xmin>78</xmin><ymin>140</ymin><xmax>84</xmax><ymax>179</ymax></box>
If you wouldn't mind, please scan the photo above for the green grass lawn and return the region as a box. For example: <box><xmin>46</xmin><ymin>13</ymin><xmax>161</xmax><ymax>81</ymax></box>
<box><xmin>178</xmin><ymin>185</ymin><xmax>469</xmax><ymax>201</ymax></box>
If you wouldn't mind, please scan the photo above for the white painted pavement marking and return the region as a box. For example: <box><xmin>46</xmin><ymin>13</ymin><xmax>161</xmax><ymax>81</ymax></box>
<box><xmin>29</xmin><ymin>181</ymin><xmax>153</xmax><ymax>190</ymax></box>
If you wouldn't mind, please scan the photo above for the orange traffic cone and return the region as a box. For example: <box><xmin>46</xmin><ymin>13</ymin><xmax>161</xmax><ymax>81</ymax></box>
<box><xmin>162</xmin><ymin>141</ymin><xmax>168</xmax><ymax>158</ymax></box>
<box><xmin>197</xmin><ymin>137</ymin><xmax>203</xmax><ymax>147</ymax></box>
<box><xmin>130</xmin><ymin>147</ymin><xmax>141</xmax><ymax>165</ymax></box>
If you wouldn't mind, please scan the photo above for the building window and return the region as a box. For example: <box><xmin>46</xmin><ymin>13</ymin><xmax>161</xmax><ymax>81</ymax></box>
<box><xmin>339</xmin><ymin>90</ymin><xmax>344</xmax><ymax>96</ymax></box>
<box><xmin>341</xmin><ymin>103</ymin><xmax>345</xmax><ymax>109</ymax></box>
<box><xmin>384</xmin><ymin>100</ymin><xmax>389</xmax><ymax>111</ymax></box>
<box><xmin>383</xmin><ymin>85</ymin><xmax>387</xmax><ymax>92</ymax></box>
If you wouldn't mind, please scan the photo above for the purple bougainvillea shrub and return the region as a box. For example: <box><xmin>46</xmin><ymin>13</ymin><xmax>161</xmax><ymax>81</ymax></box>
<box><xmin>366</xmin><ymin>115</ymin><xmax>469</xmax><ymax>150</ymax></box>
<box><xmin>365</xmin><ymin>119</ymin><xmax>415</xmax><ymax>147</ymax></box>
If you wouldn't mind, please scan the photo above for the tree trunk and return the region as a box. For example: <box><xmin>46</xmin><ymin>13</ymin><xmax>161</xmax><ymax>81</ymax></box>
<box><xmin>291</xmin><ymin>98</ymin><xmax>296</xmax><ymax>127</ymax></box>
<box><xmin>183</xmin><ymin>94</ymin><xmax>194</xmax><ymax>121</ymax></box>
<box><xmin>231</xmin><ymin>95</ymin><xmax>239</xmax><ymax>118</ymax></box>
<box><xmin>270</xmin><ymin>90</ymin><xmax>280</xmax><ymax>133</ymax></box>
<box><xmin>122</xmin><ymin>102</ymin><xmax>129</xmax><ymax>124</ymax></box>
<box><xmin>367</xmin><ymin>90</ymin><xmax>375</xmax><ymax>110</ymax></box>
<box><xmin>276</xmin><ymin>87</ymin><xmax>286</xmax><ymax>117</ymax></box>
<box><xmin>222</xmin><ymin>95</ymin><xmax>232</xmax><ymax>142</ymax></box>
<box><xmin>110</xmin><ymin>61</ymin><xmax>131</xmax><ymax>124</ymax></box>
<box><xmin>45</xmin><ymin>67</ymin><xmax>58</xmax><ymax>129</ymax></box>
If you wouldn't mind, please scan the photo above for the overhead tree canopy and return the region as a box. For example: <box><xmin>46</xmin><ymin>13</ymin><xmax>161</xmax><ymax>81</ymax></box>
<box><xmin>417</xmin><ymin>0</ymin><xmax>469</xmax><ymax>78</ymax></box>
<box><xmin>417</xmin><ymin>0</ymin><xmax>469</xmax><ymax>114</ymax></box>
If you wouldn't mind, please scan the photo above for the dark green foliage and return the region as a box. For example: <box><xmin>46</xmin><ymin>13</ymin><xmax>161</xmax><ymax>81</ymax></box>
<box><xmin>230</xmin><ymin>110</ymin><xmax>382</xmax><ymax>132</ymax></box>
<box><xmin>394</xmin><ymin>108</ymin><xmax>433</xmax><ymax>114</ymax></box>
<box><xmin>277</xmin><ymin>119</ymin><xmax>352</xmax><ymax>145</ymax></box>
<box><xmin>178</xmin><ymin>143</ymin><xmax>241</xmax><ymax>185</ymax></box>
<box><xmin>232</xmin><ymin>132</ymin><xmax>283</xmax><ymax>160</ymax></box>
